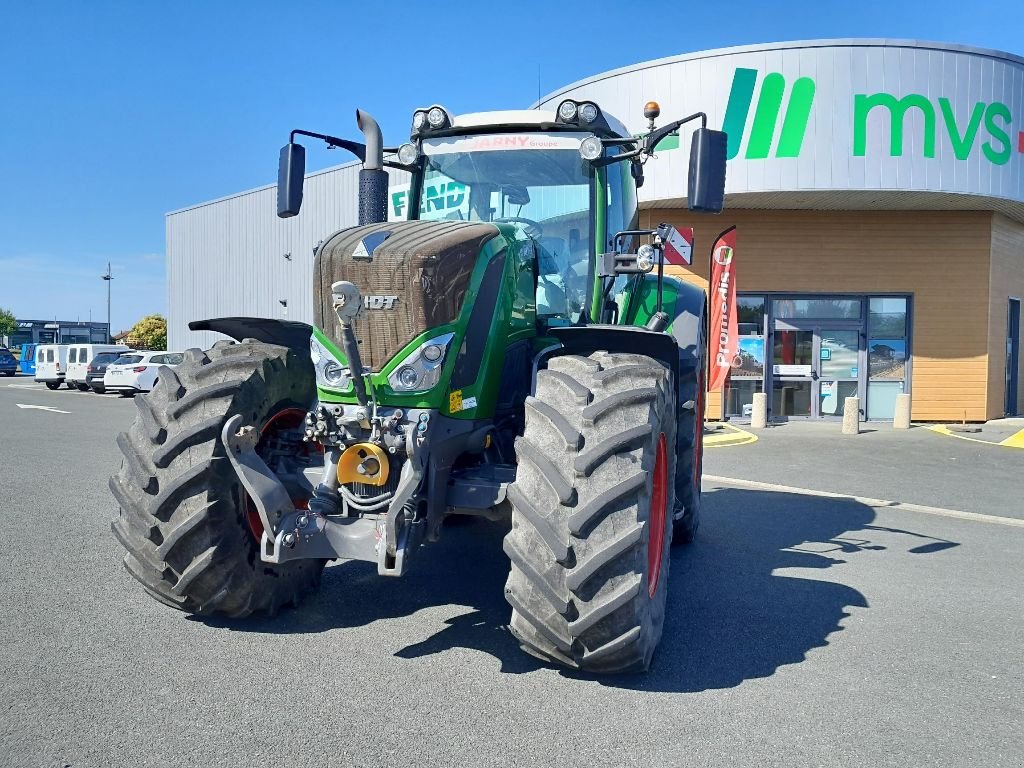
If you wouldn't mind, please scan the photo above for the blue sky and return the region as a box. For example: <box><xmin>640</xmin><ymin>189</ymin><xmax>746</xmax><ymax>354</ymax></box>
<box><xmin>1</xmin><ymin>0</ymin><xmax>1022</xmax><ymax>333</ymax></box>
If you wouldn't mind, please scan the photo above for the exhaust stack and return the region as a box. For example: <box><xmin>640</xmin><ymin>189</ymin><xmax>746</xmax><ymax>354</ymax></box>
<box><xmin>356</xmin><ymin>110</ymin><xmax>388</xmax><ymax>225</ymax></box>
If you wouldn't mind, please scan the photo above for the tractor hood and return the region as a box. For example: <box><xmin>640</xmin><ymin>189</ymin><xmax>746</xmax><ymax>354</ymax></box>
<box><xmin>313</xmin><ymin>220</ymin><xmax>500</xmax><ymax>371</ymax></box>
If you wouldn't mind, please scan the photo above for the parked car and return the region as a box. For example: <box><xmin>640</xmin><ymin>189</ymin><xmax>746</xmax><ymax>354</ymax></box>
<box><xmin>18</xmin><ymin>343</ymin><xmax>37</xmax><ymax>375</ymax></box>
<box><xmin>86</xmin><ymin>351</ymin><xmax>133</xmax><ymax>393</ymax></box>
<box><xmin>0</xmin><ymin>346</ymin><xmax>18</xmax><ymax>376</ymax></box>
<box><xmin>66</xmin><ymin>343</ymin><xmax>131</xmax><ymax>390</ymax></box>
<box><xmin>103</xmin><ymin>351</ymin><xmax>184</xmax><ymax>396</ymax></box>
<box><xmin>34</xmin><ymin>344</ymin><xmax>70</xmax><ymax>390</ymax></box>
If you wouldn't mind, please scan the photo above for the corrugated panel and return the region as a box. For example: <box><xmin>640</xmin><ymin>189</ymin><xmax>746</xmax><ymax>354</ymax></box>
<box><xmin>167</xmin><ymin>163</ymin><xmax>408</xmax><ymax>350</ymax></box>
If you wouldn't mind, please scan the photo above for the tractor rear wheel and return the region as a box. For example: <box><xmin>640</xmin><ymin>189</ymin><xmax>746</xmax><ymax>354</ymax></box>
<box><xmin>504</xmin><ymin>351</ymin><xmax>676</xmax><ymax>673</ymax></box>
<box><xmin>110</xmin><ymin>340</ymin><xmax>325</xmax><ymax>617</ymax></box>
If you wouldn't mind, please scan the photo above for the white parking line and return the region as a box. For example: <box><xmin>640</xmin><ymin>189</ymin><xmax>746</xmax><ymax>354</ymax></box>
<box><xmin>16</xmin><ymin>403</ymin><xmax>71</xmax><ymax>414</ymax></box>
<box><xmin>703</xmin><ymin>474</ymin><xmax>1024</xmax><ymax>528</ymax></box>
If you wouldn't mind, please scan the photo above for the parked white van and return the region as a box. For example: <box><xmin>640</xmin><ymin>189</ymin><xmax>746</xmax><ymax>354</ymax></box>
<box><xmin>34</xmin><ymin>344</ymin><xmax>70</xmax><ymax>390</ymax></box>
<box><xmin>66</xmin><ymin>344</ymin><xmax>131</xmax><ymax>390</ymax></box>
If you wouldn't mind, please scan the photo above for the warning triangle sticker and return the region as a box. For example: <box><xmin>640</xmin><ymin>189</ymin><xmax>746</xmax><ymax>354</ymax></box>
<box><xmin>662</xmin><ymin>226</ymin><xmax>694</xmax><ymax>266</ymax></box>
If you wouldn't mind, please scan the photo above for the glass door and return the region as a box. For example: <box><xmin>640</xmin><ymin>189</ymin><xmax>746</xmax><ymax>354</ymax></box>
<box><xmin>772</xmin><ymin>328</ymin><xmax>813</xmax><ymax>417</ymax></box>
<box><xmin>772</xmin><ymin>324</ymin><xmax>862</xmax><ymax>419</ymax></box>
<box><xmin>817</xmin><ymin>329</ymin><xmax>861</xmax><ymax>418</ymax></box>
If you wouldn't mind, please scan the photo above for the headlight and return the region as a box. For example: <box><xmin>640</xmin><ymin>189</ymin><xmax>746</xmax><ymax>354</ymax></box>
<box><xmin>579</xmin><ymin>102</ymin><xmax>599</xmax><ymax>123</ymax></box>
<box><xmin>637</xmin><ymin>244</ymin><xmax>657</xmax><ymax>272</ymax></box>
<box><xmin>311</xmin><ymin>335</ymin><xmax>351</xmax><ymax>391</ymax></box>
<box><xmin>412</xmin><ymin>111</ymin><xmax>427</xmax><ymax>131</ymax></box>
<box><xmin>427</xmin><ymin>106</ymin><xmax>448</xmax><ymax>128</ymax></box>
<box><xmin>323</xmin><ymin>362</ymin><xmax>347</xmax><ymax>385</ymax></box>
<box><xmin>397</xmin><ymin>143</ymin><xmax>419</xmax><ymax>165</ymax></box>
<box><xmin>557</xmin><ymin>100</ymin><xmax>578</xmax><ymax>121</ymax></box>
<box><xmin>388</xmin><ymin>332</ymin><xmax>455</xmax><ymax>392</ymax></box>
<box><xmin>396</xmin><ymin>366</ymin><xmax>419</xmax><ymax>389</ymax></box>
<box><xmin>579</xmin><ymin>135</ymin><xmax>603</xmax><ymax>161</ymax></box>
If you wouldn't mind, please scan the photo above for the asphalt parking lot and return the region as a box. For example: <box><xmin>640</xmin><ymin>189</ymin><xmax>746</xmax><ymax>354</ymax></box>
<box><xmin>1</xmin><ymin>377</ymin><xmax>1022</xmax><ymax>767</ymax></box>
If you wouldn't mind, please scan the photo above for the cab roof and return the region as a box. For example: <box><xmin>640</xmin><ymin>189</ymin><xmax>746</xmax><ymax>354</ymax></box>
<box><xmin>447</xmin><ymin>109</ymin><xmax>632</xmax><ymax>140</ymax></box>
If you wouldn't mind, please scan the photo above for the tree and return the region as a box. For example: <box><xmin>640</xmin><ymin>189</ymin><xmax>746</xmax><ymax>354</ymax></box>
<box><xmin>128</xmin><ymin>314</ymin><xmax>167</xmax><ymax>351</ymax></box>
<box><xmin>0</xmin><ymin>307</ymin><xmax>16</xmax><ymax>341</ymax></box>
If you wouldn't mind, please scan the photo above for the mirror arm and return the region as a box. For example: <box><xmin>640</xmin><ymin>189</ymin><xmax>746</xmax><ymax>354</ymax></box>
<box><xmin>643</xmin><ymin>111</ymin><xmax>707</xmax><ymax>155</ymax></box>
<box><xmin>289</xmin><ymin>129</ymin><xmax>367</xmax><ymax>162</ymax></box>
<box><xmin>592</xmin><ymin>147</ymin><xmax>642</xmax><ymax>167</ymax></box>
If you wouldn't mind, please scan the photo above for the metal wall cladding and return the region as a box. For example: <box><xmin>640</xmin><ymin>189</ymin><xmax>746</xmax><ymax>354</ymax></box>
<box><xmin>538</xmin><ymin>40</ymin><xmax>1024</xmax><ymax>213</ymax></box>
<box><xmin>166</xmin><ymin>163</ymin><xmax>409</xmax><ymax>350</ymax></box>
<box><xmin>313</xmin><ymin>220</ymin><xmax>498</xmax><ymax>370</ymax></box>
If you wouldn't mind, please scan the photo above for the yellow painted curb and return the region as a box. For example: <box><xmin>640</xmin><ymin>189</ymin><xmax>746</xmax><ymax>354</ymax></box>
<box><xmin>926</xmin><ymin>424</ymin><xmax>1024</xmax><ymax>449</ymax></box>
<box><xmin>703</xmin><ymin>422</ymin><xmax>758</xmax><ymax>448</ymax></box>
<box><xmin>999</xmin><ymin>428</ymin><xmax>1024</xmax><ymax>448</ymax></box>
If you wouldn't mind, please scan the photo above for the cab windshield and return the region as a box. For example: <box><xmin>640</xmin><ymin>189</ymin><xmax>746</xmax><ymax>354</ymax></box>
<box><xmin>417</xmin><ymin>132</ymin><xmax>596</xmax><ymax>322</ymax></box>
<box><xmin>412</xmin><ymin>132</ymin><xmax>638</xmax><ymax>323</ymax></box>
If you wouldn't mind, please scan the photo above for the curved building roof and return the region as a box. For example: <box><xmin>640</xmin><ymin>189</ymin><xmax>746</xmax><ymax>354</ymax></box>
<box><xmin>537</xmin><ymin>39</ymin><xmax>1024</xmax><ymax>220</ymax></box>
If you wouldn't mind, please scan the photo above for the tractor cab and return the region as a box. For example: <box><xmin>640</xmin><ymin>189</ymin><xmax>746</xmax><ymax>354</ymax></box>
<box><xmin>401</xmin><ymin>107</ymin><xmax>637</xmax><ymax>325</ymax></box>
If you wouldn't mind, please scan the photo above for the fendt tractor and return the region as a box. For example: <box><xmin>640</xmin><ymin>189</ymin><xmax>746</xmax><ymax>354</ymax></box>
<box><xmin>111</xmin><ymin>97</ymin><xmax>728</xmax><ymax>673</ymax></box>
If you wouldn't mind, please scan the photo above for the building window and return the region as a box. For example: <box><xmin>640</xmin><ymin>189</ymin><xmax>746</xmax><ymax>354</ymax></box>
<box><xmin>727</xmin><ymin>295</ymin><xmax>767</xmax><ymax>418</ymax></box>
<box><xmin>772</xmin><ymin>298</ymin><xmax>861</xmax><ymax>320</ymax></box>
<box><xmin>867</xmin><ymin>297</ymin><xmax>909</xmax><ymax>419</ymax></box>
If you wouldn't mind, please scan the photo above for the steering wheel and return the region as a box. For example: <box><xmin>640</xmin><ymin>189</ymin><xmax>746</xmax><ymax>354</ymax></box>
<box><xmin>493</xmin><ymin>216</ymin><xmax>543</xmax><ymax>237</ymax></box>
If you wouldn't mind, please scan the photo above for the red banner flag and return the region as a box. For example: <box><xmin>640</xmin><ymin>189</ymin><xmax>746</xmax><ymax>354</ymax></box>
<box><xmin>708</xmin><ymin>227</ymin><xmax>738</xmax><ymax>391</ymax></box>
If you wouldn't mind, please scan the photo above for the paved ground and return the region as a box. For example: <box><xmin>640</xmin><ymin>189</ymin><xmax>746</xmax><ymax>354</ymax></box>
<box><xmin>1</xmin><ymin>378</ymin><xmax>1022</xmax><ymax>767</ymax></box>
<box><xmin>704</xmin><ymin>420</ymin><xmax>1024</xmax><ymax>519</ymax></box>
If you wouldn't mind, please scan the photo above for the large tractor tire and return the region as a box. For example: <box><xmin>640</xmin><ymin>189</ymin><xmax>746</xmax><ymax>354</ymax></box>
<box><xmin>672</xmin><ymin>305</ymin><xmax>707</xmax><ymax>545</ymax></box>
<box><xmin>504</xmin><ymin>351</ymin><xmax>677</xmax><ymax>673</ymax></box>
<box><xmin>110</xmin><ymin>341</ymin><xmax>325</xmax><ymax>617</ymax></box>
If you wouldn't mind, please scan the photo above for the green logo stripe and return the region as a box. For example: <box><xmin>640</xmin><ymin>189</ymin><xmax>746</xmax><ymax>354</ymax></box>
<box><xmin>745</xmin><ymin>72</ymin><xmax>786</xmax><ymax>159</ymax></box>
<box><xmin>722</xmin><ymin>68</ymin><xmax>757</xmax><ymax>160</ymax></box>
<box><xmin>775</xmin><ymin>77</ymin><xmax>815</xmax><ymax>157</ymax></box>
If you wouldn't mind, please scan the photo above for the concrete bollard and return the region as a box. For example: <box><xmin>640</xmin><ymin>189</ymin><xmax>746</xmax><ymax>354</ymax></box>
<box><xmin>893</xmin><ymin>393</ymin><xmax>912</xmax><ymax>429</ymax></box>
<box><xmin>750</xmin><ymin>392</ymin><xmax>768</xmax><ymax>429</ymax></box>
<box><xmin>842</xmin><ymin>396</ymin><xmax>860</xmax><ymax>435</ymax></box>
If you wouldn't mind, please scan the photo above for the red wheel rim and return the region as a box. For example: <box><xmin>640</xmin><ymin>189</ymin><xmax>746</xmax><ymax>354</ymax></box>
<box><xmin>243</xmin><ymin>407</ymin><xmax>315</xmax><ymax>541</ymax></box>
<box><xmin>648</xmin><ymin>432</ymin><xmax>669</xmax><ymax>598</ymax></box>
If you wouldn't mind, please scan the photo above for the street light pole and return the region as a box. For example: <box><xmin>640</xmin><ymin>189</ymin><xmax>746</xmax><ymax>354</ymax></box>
<box><xmin>102</xmin><ymin>262</ymin><xmax>113</xmax><ymax>343</ymax></box>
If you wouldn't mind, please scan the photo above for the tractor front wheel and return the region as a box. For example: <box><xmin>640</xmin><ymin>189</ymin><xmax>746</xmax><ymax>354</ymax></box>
<box><xmin>110</xmin><ymin>340</ymin><xmax>325</xmax><ymax>617</ymax></box>
<box><xmin>504</xmin><ymin>351</ymin><xmax>676</xmax><ymax>673</ymax></box>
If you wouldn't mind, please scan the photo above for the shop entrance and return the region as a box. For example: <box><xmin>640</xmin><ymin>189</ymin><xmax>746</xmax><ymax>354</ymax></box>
<box><xmin>772</xmin><ymin>324</ymin><xmax>861</xmax><ymax>418</ymax></box>
<box><xmin>725</xmin><ymin>294</ymin><xmax>911</xmax><ymax>422</ymax></box>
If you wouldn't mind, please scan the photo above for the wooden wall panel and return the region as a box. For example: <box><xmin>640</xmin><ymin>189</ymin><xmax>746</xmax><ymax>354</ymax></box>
<box><xmin>639</xmin><ymin>209</ymin><xmax>994</xmax><ymax>421</ymax></box>
<box><xmin>988</xmin><ymin>215</ymin><xmax>1024</xmax><ymax>418</ymax></box>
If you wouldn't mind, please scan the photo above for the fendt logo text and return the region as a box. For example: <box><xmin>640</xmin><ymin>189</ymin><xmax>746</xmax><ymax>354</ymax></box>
<box><xmin>721</xmin><ymin>66</ymin><xmax>1022</xmax><ymax>165</ymax></box>
<box><xmin>722</xmin><ymin>68</ymin><xmax>815</xmax><ymax>159</ymax></box>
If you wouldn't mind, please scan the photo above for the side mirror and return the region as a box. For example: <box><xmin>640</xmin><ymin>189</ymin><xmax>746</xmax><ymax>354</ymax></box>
<box><xmin>277</xmin><ymin>142</ymin><xmax>306</xmax><ymax>218</ymax></box>
<box><xmin>687</xmin><ymin>128</ymin><xmax>727</xmax><ymax>213</ymax></box>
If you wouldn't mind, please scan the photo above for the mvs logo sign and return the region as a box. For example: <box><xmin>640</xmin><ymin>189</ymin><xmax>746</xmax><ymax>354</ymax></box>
<box><xmin>720</xmin><ymin>66</ymin><xmax>1021</xmax><ymax>166</ymax></box>
<box><xmin>853</xmin><ymin>93</ymin><xmax>1014</xmax><ymax>165</ymax></box>
<box><xmin>722</xmin><ymin>68</ymin><xmax>816</xmax><ymax>160</ymax></box>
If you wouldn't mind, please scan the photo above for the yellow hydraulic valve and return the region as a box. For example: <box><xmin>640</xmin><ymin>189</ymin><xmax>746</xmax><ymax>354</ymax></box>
<box><xmin>337</xmin><ymin>442</ymin><xmax>390</xmax><ymax>486</ymax></box>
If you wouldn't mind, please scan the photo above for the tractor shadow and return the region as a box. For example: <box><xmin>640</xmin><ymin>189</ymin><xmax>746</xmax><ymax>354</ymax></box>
<box><xmin>199</xmin><ymin>487</ymin><xmax>959</xmax><ymax>692</ymax></box>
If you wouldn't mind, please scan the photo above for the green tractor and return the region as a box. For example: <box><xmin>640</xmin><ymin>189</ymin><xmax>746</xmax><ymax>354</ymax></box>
<box><xmin>111</xmin><ymin>98</ymin><xmax>727</xmax><ymax>673</ymax></box>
